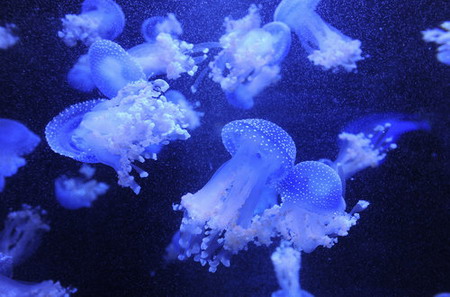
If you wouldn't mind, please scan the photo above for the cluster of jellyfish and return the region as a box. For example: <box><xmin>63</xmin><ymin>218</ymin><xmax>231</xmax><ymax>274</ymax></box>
<box><xmin>0</xmin><ymin>0</ymin><xmax>447</xmax><ymax>295</ymax></box>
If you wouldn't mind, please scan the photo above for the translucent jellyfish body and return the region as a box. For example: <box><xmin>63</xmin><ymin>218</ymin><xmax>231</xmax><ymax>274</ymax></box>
<box><xmin>0</xmin><ymin>274</ymin><xmax>76</xmax><ymax>297</ymax></box>
<box><xmin>55</xmin><ymin>164</ymin><xmax>109</xmax><ymax>210</ymax></box>
<box><xmin>422</xmin><ymin>21</ymin><xmax>450</xmax><ymax>65</ymax></box>
<box><xmin>330</xmin><ymin>114</ymin><xmax>430</xmax><ymax>180</ymax></box>
<box><xmin>171</xmin><ymin>119</ymin><xmax>296</xmax><ymax>272</ymax></box>
<box><xmin>0</xmin><ymin>119</ymin><xmax>40</xmax><ymax>192</ymax></box>
<box><xmin>67</xmin><ymin>54</ymin><xmax>95</xmax><ymax>92</ymax></box>
<box><xmin>58</xmin><ymin>0</ymin><xmax>125</xmax><ymax>47</ymax></box>
<box><xmin>46</xmin><ymin>80</ymin><xmax>193</xmax><ymax>194</ymax></box>
<box><xmin>209</xmin><ymin>5</ymin><xmax>291</xmax><ymax>109</ymax></box>
<box><xmin>0</xmin><ymin>205</ymin><xmax>50</xmax><ymax>266</ymax></box>
<box><xmin>128</xmin><ymin>14</ymin><xmax>197</xmax><ymax>80</ymax></box>
<box><xmin>0</xmin><ymin>24</ymin><xmax>19</xmax><ymax>50</ymax></box>
<box><xmin>274</xmin><ymin>0</ymin><xmax>363</xmax><ymax>71</ymax></box>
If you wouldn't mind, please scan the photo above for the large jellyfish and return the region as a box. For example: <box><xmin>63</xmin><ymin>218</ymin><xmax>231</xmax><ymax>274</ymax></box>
<box><xmin>55</xmin><ymin>164</ymin><xmax>109</xmax><ymax>210</ymax></box>
<box><xmin>46</xmin><ymin>78</ymin><xmax>194</xmax><ymax>194</ymax></box>
<box><xmin>169</xmin><ymin>119</ymin><xmax>296</xmax><ymax>272</ymax></box>
<box><xmin>128</xmin><ymin>14</ymin><xmax>198</xmax><ymax>80</ymax></box>
<box><xmin>0</xmin><ymin>24</ymin><xmax>18</xmax><ymax>50</ymax></box>
<box><xmin>422</xmin><ymin>21</ymin><xmax>450</xmax><ymax>65</ymax></box>
<box><xmin>271</xmin><ymin>242</ymin><xmax>314</xmax><ymax>297</ymax></box>
<box><xmin>0</xmin><ymin>205</ymin><xmax>50</xmax><ymax>267</ymax></box>
<box><xmin>0</xmin><ymin>119</ymin><xmax>40</xmax><ymax>192</ymax></box>
<box><xmin>208</xmin><ymin>5</ymin><xmax>291</xmax><ymax>109</ymax></box>
<box><xmin>0</xmin><ymin>274</ymin><xmax>76</xmax><ymax>297</ymax></box>
<box><xmin>323</xmin><ymin>114</ymin><xmax>431</xmax><ymax>180</ymax></box>
<box><xmin>58</xmin><ymin>0</ymin><xmax>125</xmax><ymax>47</ymax></box>
<box><xmin>274</xmin><ymin>0</ymin><xmax>363</xmax><ymax>71</ymax></box>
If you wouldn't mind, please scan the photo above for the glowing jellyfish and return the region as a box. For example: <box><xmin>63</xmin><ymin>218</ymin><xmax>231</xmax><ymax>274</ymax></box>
<box><xmin>0</xmin><ymin>24</ymin><xmax>18</xmax><ymax>50</ymax></box>
<box><xmin>0</xmin><ymin>119</ymin><xmax>40</xmax><ymax>192</ymax></box>
<box><xmin>0</xmin><ymin>205</ymin><xmax>50</xmax><ymax>266</ymax></box>
<box><xmin>170</xmin><ymin>119</ymin><xmax>296</xmax><ymax>272</ymax></box>
<box><xmin>422</xmin><ymin>21</ymin><xmax>450</xmax><ymax>65</ymax></box>
<box><xmin>128</xmin><ymin>14</ymin><xmax>198</xmax><ymax>80</ymax></box>
<box><xmin>58</xmin><ymin>0</ymin><xmax>125</xmax><ymax>47</ymax></box>
<box><xmin>55</xmin><ymin>164</ymin><xmax>109</xmax><ymax>210</ymax></box>
<box><xmin>0</xmin><ymin>274</ymin><xmax>76</xmax><ymax>297</ymax></box>
<box><xmin>67</xmin><ymin>54</ymin><xmax>95</xmax><ymax>92</ymax></box>
<box><xmin>328</xmin><ymin>114</ymin><xmax>431</xmax><ymax>180</ymax></box>
<box><xmin>209</xmin><ymin>5</ymin><xmax>291</xmax><ymax>109</ymax></box>
<box><xmin>46</xmin><ymin>79</ymin><xmax>193</xmax><ymax>194</ymax></box>
<box><xmin>274</xmin><ymin>0</ymin><xmax>363</xmax><ymax>71</ymax></box>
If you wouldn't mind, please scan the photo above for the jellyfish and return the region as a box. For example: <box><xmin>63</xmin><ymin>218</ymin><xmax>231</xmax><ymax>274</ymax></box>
<box><xmin>0</xmin><ymin>119</ymin><xmax>40</xmax><ymax>192</ymax></box>
<box><xmin>141</xmin><ymin>13</ymin><xmax>183</xmax><ymax>42</ymax></box>
<box><xmin>46</xmin><ymin>79</ymin><xmax>193</xmax><ymax>194</ymax></box>
<box><xmin>271</xmin><ymin>242</ymin><xmax>314</xmax><ymax>297</ymax></box>
<box><xmin>55</xmin><ymin>164</ymin><xmax>109</xmax><ymax>210</ymax></box>
<box><xmin>274</xmin><ymin>161</ymin><xmax>366</xmax><ymax>252</ymax></box>
<box><xmin>274</xmin><ymin>0</ymin><xmax>363</xmax><ymax>71</ymax></box>
<box><xmin>170</xmin><ymin>119</ymin><xmax>296</xmax><ymax>272</ymax></box>
<box><xmin>67</xmin><ymin>54</ymin><xmax>95</xmax><ymax>92</ymax></box>
<box><xmin>128</xmin><ymin>14</ymin><xmax>198</xmax><ymax>80</ymax></box>
<box><xmin>209</xmin><ymin>5</ymin><xmax>292</xmax><ymax>109</ymax></box>
<box><xmin>165</xmin><ymin>90</ymin><xmax>203</xmax><ymax>130</ymax></box>
<box><xmin>325</xmin><ymin>114</ymin><xmax>431</xmax><ymax>180</ymax></box>
<box><xmin>58</xmin><ymin>0</ymin><xmax>125</xmax><ymax>47</ymax></box>
<box><xmin>422</xmin><ymin>21</ymin><xmax>450</xmax><ymax>65</ymax></box>
<box><xmin>0</xmin><ymin>205</ymin><xmax>50</xmax><ymax>267</ymax></box>
<box><xmin>0</xmin><ymin>274</ymin><xmax>76</xmax><ymax>297</ymax></box>
<box><xmin>0</xmin><ymin>24</ymin><xmax>18</xmax><ymax>50</ymax></box>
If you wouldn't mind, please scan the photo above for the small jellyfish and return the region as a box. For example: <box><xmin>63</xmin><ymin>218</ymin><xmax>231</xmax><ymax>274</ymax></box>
<box><xmin>58</xmin><ymin>0</ymin><xmax>125</xmax><ymax>47</ymax></box>
<box><xmin>89</xmin><ymin>39</ymin><xmax>146</xmax><ymax>98</ymax></box>
<box><xmin>46</xmin><ymin>79</ymin><xmax>193</xmax><ymax>194</ymax></box>
<box><xmin>141</xmin><ymin>13</ymin><xmax>183</xmax><ymax>42</ymax></box>
<box><xmin>67</xmin><ymin>54</ymin><xmax>96</xmax><ymax>92</ymax></box>
<box><xmin>0</xmin><ymin>24</ymin><xmax>19</xmax><ymax>50</ymax></box>
<box><xmin>0</xmin><ymin>274</ymin><xmax>76</xmax><ymax>297</ymax></box>
<box><xmin>0</xmin><ymin>119</ymin><xmax>40</xmax><ymax>192</ymax></box>
<box><xmin>55</xmin><ymin>164</ymin><xmax>109</xmax><ymax>210</ymax></box>
<box><xmin>209</xmin><ymin>5</ymin><xmax>291</xmax><ymax>109</ymax></box>
<box><xmin>422</xmin><ymin>21</ymin><xmax>450</xmax><ymax>65</ymax></box>
<box><xmin>171</xmin><ymin>119</ymin><xmax>296</xmax><ymax>272</ymax></box>
<box><xmin>330</xmin><ymin>114</ymin><xmax>430</xmax><ymax>180</ymax></box>
<box><xmin>165</xmin><ymin>90</ymin><xmax>203</xmax><ymax>130</ymax></box>
<box><xmin>271</xmin><ymin>242</ymin><xmax>314</xmax><ymax>297</ymax></box>
<box><xmin>0</xmin><ymin>205</ymin><xmax>50</xmax><ymax>266</ymax></box>
<box><xmin>274</xmin><ymin>0</ymin><xmax>363</xmax><ymax>71</ymax></box>
<box><xmin>128</xmin><ymin>14</ymin><xmax>198</xmax><ymax>80</ymax></box>
<box><xmin>275</xmin><ymin>161</ymin><xmax>365</xmax><ymax>252</ymax></box>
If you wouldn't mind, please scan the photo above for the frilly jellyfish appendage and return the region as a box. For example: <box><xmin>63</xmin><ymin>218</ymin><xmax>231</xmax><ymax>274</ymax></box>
<box><xmin>67</xmin><ymin>54</ymin><xmax>95</xmax><ymax>92</ymax></box>
<box><xmin>128</xmin><ymin>33</ymin><xmax>198</xmax><ymax>80</ymax></box>
<box><xmin>0</xmin><ymin>24</ymin><xmax>19</xmax><ymax>50</ymax></box>
<box><xmin>0</xmin><ymin>205</ymin><xmax>50</xmax><ymax>266</ymax></box>
<box><xmin>46</xmin><ymin>80</ymin><xmax>192</xmax><ymax>194</ymax></box>
<box><xmin>0</xmin><ymin>274</ymin><xmax>76</xmax><ymax>297</ymax></box>
<box><xmin>422</xmin><ymin>21</ymin><xmax>450</xmax><ymax>65</ymax></box>
<box><xmin>171</xmin><ymin>119</ymin><xmax>296</xmax><ymax>272</ymax></box>
<box><xmin>55</xmin><ymin>165</ymin><xmax>109</xmax><ymax>210</ymax></box>
<box><xmin>271</xmin><ymin>242</ymin><xmax>314</xmax><ymax>297</ymax></box>
<box><xmin>58</xmin><ymin>0</ymin><xmax>125</xmax><ymax>47</ymax></box>
<box><xmin>89</xmin><ymin>40</ymin><xmax>146</xmax><ymax>98</ymax></box>
<box><xmin>274</xmin><ymin>0</ymin><xmax>363</xmax><ymax>71</ymax></box>
<box><xmin>274</xmin><ymin>161</ymin><xmax>366</xmax><ymax>252</ymax></box>
<box><xmin>210</xmin><ymin>5</ymin><xmax>291</xmax><ymax>109</ymax></box>
<box><xmin>334</xmin><ymin>114</ymin><xmax>431</xmax><ymax>180</ymax></box>
<box><xmin>165</xmin><ymin>90</ymin><xmax>203</xmax><ymax>130</ymax></box>
<box><xmin>141</xmin><ymin>13</ymin><xmax>183</xmax><ymax>42</ymax></box>
<box><xmin>0</xmin><ymin>119</ymin><xmax>40</xmax><ymax>192</ymax></box>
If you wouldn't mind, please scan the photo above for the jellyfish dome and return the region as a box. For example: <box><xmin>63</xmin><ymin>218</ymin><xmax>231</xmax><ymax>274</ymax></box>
<box><xmin>274</xmin><ymin>0</ymin><xmax>363</xmax><ymax>71</ymax></box>
<box><xmin>170</xmin><ymin>119</ymin><xmax>296</xmax><ymax>272</ymax></box>
<box><xmin>58</xmin><ymin>0</ymin><xmax>125</xmax><ymax>47</ymax></box>
<box><xmin>46</xmin><ymin>79</ymin><xmax>193</xmax><ymax>194</ymax></box>
<box><xmin>0</xmin><ymin>119</ymin><xmax>40</xmax><ymax>192</ymax></box>
<box><xmin>332</xmin><ymin>114</ymin><xmax>431</xmax><ymax>180</ymax></box>
<box><xmin>209</xmin><ymin>5</ymin><xmax>292</xmax><ymax>109</ymax></box>
<box><xmin>141</xmin><ymin>13</ymin><xmax>183</xmax><ymax>42</ymax></box>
